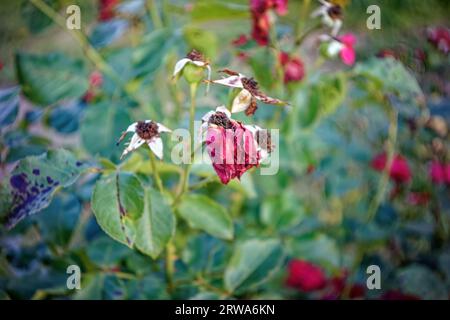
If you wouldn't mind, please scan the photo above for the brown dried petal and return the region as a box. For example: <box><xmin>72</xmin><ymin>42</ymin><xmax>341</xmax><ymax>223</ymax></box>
<box><xmin>136</xmin><ymin>121</ymin><xmax>159</xmax><ymax>140</ymax></box>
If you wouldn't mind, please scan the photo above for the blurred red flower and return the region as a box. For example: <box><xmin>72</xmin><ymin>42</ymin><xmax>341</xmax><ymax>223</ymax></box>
<box><xmin>279</xmin><ymin>51</ymin><xmax>305</xmax><ymax>84</ymax></box>
<box><xmin>371</xmin><ymin>153</ymin><xmax>411</xmax><ymax>183</ymax></box>
<box><xmin>286</xmin><ymin>259</ymin><xmax>327</xmax><ymax>292</ymax></box>
<box><xmin>98</xmin><ymin>0</ymin><xmax>119</xmax><ymax>21</ymax></box>
<box><xmin>250</xmin><ymin>0</ymin><xmax>288</xmax><ymax>46</ymax></box>
<box><xmin>430</xmin><ymin>161</ymin><xmax>450</xmax><ymax>184</ymax></box>
<box><xmin>427</xmin><ymin>26</ymin><xmax>450</xmax><ymax>55</ymax></box>
<box><xmin>232</xmin><ymin>34</ymin><xmax>249</xmax><ymax>47</ymax></box>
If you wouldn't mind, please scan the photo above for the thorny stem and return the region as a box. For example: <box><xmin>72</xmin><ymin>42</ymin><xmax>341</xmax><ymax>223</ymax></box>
<box><xmin>148</xmin><ymin>150</ymin><xmax>164</xmax><ymax>193</ymax></box>
<box><xmin>30</xmin><ymin>0</ymin><xmax>157</xmax><ymax>119</ymax></box>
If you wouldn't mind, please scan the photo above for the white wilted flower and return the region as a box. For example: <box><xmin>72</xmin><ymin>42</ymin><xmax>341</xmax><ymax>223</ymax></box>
<box><xmin>311</xmin><ymin>0</ymin><xmax>343</xmax><ymax>37</ymax></box>
<box><xmin>210</xmin><ymin>69</ymin><xmax>287</xmax><ymax>116</ymax></box>
<box><xmin>117</xmin><ymin>120</ymin><xmax>171</xmax><ymax>160</ymax></box>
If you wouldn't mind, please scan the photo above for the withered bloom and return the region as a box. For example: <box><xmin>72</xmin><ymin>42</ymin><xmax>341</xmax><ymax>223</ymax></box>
<box><xmin>200</xmin><ymin>106</ymin><xmax>261</xmax><ymax>184</ymax></box>
<box><xmin>211</xmin><ymin>69</ymin><xmax>287</xmax><ymax>116</ymax></box>
<box><xmin>117</xmin><ymin>120</ymin><xmax>171</xmax><ymax>160</ymax></box>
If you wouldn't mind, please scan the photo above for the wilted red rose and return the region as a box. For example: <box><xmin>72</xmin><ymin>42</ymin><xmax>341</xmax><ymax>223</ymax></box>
<box><xmin>205</xmin><ymin>120</ymin><xmax>260</xmax><ymax>184</ymax></box>
<box><xmin>286</xmin><ymin>259</ymin><xmax>327</xmax><ymax>292</ymax></box>
<box><xmin>371</xmin><ymin>153</ymin><xmax>411</xmax><ymax>183</ymax></box>
<box><xmin>98</xmin><ymin>0</ymin><xmax>119</xmax><ymax>21</ymax></box>
<box><xmin>279</xmin><ymin>51</ymin><xmax>305</xmax><ymax>83</ymax></box>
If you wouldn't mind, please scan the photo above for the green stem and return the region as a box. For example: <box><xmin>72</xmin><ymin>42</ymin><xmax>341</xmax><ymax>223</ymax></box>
<box><xmin>366</xmin><ymin>106</ymin><xmax>398</xmax><ymax>222</ymax></box>
<box><xmin>165</xmin><ymin>241</ymin><xmax>176</xmax><ymax>294</ymax></box>
<box><xmin>148</xmin><ymin>150</ymin><xmax>164</xmax><ymax>193</ymax></box>
<box><xmin>173</xmin><ymin>83</ymin><xmax>198</xmax><ymax>206</ymax></box>
<box><xmin>146</xmin><ymin>0</ymin><xmax>163</xmax><ymax>29</ymax></box>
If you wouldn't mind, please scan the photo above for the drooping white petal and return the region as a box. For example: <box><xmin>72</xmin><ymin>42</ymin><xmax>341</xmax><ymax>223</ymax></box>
<box><xmin>148</xmin><ymin>137</ymin><xmax>163</xmax><ymax>159</ymax></box>
<box><xmin>121</xmin><ymin>133</ymin><xmax>145</xmax><ymax>159</ymax></box>
<box><xmin>173</xmin><ymin>58</ymin><xmax>191</xmax><ymax>77</ymax></box>
<box><xmin>126</xmin><ymin>122</ymin><xmax>138</xmax><ymax>132</ymax></box>
<box><xmin>157</xmin><ymin>123</ymin><xmax>172</xmax><ymax>133</ymax></box>
<box><xmin>215</xmin><ymin>106</ymin><xmax>232</xmax><ymax>119</ymax></box>
<box><xmin>231</xmin><ymin>89</ymin><xmax>252</xmax><ymax>113</ymax></box>
<box><xmin>212</xmin><ymin>75</ymin><xmax>244</xmax><ymax>89</ymax></box>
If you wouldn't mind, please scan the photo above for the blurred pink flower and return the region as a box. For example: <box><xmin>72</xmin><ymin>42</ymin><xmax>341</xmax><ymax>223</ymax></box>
<box><xmin>279</xmin><ymin>51</ymin><xmax>305</xmax><ymax>84</ymax></box>
<box><xmin>322</xmin><ymin>273</ymin><xmax>365</xmax><ymax>300</ymax></box>
<box><xmin>338</xmin><ymin>33</ymin><xmax>356</xmax><ymax>65</ymax></box>
<box><xmin>286</xmin><ymin>259</ymin><xmax>327</xmax><ymax>292</ymax></box>
<box><xmin>371</xmin><ymin>153</ymin><xmax>411</xmax><ymax>183</ymax></box>
<box><xmin>89</xmin><ymin>71</ymin><xmax>103</xmax><ymax>88</ymax></box>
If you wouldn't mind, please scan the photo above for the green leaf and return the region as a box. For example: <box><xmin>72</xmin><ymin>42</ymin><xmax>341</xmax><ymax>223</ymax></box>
<box><xmin>91</xmin><ymin>172</ymin><xmax>175</xmax><ymax>258</ymax></box>
<box><xmin>296</xmin><ymin>73</ymin><xmax>347</xmax><ymax>128</ymax></box>
<box><xmin>20</xmin><ymin>0</ymin><xmax>57</xmax><ymax>34</ymax></box>
<box><xmin>354</xmin><ymin>57</ymin><xmax>422</xmax><ymax>101</ymax></box>
<box><xmin>190</xmin><ymin>0</ymin><xmax>249</xmax><ymax>22</ymax></box>
<box><xmin>396</xmin><ymin>264</ymin><xmax>447</xmax><ymax>300</ymax></box>
<box><xmin>0</xmin><ymin>86</ymin><xmax>20</xmax><ymax>127</ymax></box>
<box><xmin>90</xmin><ymin>19</ymin><xmax>129</xmax><ymax>48</ymax></box>
<box><xmin>248</xmin><ymin>47</ymin><xmax>276</xmax><ymax>90</ymax></box>
<box><xmin>260</xmin><ymin>191</ymin><xmax>305</xmax><ymax>231</ymax></box>
<box><xmin>224</xmin><ymin>239</ymin><xmax>284</xmax><ymax>293</ymax></box>
<box><xmin>80</xmin><ymin>102</ymin><xmax>132</xmax><ymax>159</ymax></box>
<box><xmin>289</xmin><ymin>233</ymin><xmax>340</xmax><ymax>271</ymax></box>
<box><xmin>16</xmin><ymin>52</ymin><xmax>88</xmax><ymax>106</ymax></box>
<box><xmin>134</xmin><ymin>188</ymin><xmax>175</xmax><ymax>259</ymax></box>
<box><xmin>91</xmin><ymin>172</ymin><xmax>145</xmax><ymax>246</ymax></box>
<box><xmin>0</xmin><ymin>149</ymin><xmax>87</xmax><ymax>229</ymax></box>
<box><xmin>132</xmin><ymin>28</ymin><xmax>173</xmax><ymax>79</ymax></box>
<box><xmin>87</xmin><ymin>236</ymin><xmax>130</xmax><ymax>268</ymax></box>
<box><xmin>177</xmin><ymin>194</ymin><xmax>233</xmax><ymax>240</ymax></box>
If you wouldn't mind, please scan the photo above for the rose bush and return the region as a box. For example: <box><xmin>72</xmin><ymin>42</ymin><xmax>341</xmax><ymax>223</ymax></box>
<box><xmin>0</xmin><ymin>0</ymin><xmax>449</xmax><ymax>300</ymax></box>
